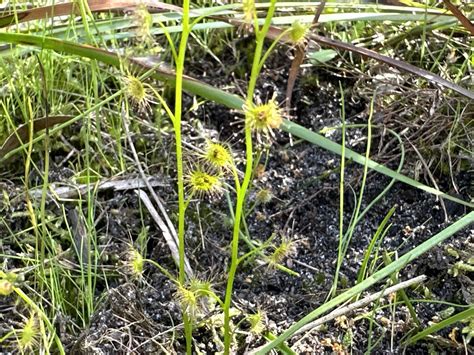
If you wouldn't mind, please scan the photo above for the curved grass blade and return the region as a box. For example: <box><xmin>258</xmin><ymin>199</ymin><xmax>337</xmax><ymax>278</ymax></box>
<box><xmin>406</xmin><ymin>306</ymin><xmax>474</xmax><ymax>344</ymax></box>
<box><xmin>357</xmin><ymin>206</ymin><xmax>396</xmax><ymax>284</ymax></box>
<box><xmin>0</xmin><ymin>33</ymin><xmax>471</xmax><ymax>209</ymax></box>
<box><xmin>0</xmin><ymin>116</ymin><xmax>72</xmax><ymax>161</ymax></box>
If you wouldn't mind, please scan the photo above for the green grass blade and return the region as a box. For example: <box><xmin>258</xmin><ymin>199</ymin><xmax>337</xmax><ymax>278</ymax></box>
<box><xmin>357</xmin><ymin>206</ymin><xmax>396</xmax><ymax>284</ymax></box>
<box><xmin>406</xmin><ymin>306</ymin><xmax>474</xmax><ymax>344</ymax></box>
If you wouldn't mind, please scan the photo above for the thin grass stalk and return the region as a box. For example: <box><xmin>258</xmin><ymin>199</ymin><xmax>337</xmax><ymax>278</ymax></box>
<box><xmin>80</xmin><ymin>59</ymin><xmax>100</xmax><ymax>321</ymax></box>
<box><xmin>332</xmin><ymin>90</ymin><xmax>375</xmax><ymax>296</ymax></box>
<box><xmin>76</xmin><ymin>0</ymin><xmax>95</xmax><ymax>45</ymax></box>
<box><xmin>332</xmin><ymin>81</ymin><xmax>347</xmax><ymax>298</ymax></box>
<box><xmin>223</xmin><ymin>1</ymin><xmax>278</xmax><ymax>353</ymax></box>
<box><xmin>36</xmin><ymin>57</ymin><xmax>59</xmax><ymax>341</ymax></box>
<box><xmin>22</xmin><ymin>98</ymin><xmax>50</xmax><ymax>330</ymax></box>
<box><xmin>174</xmin><ymin>0</ymin><xmax>189</xmax><ymax>286</ymax></box>
<box><xmin>342</xmin><ymin>98</ymin><xmax>373</xmax><ymax>255</ymax></box>
<box><xmin>357</xmin><ymin>206</ymin><xmax>396</xmax><ymax>285</ymax></box>
<box><xmin>383</xmin><ymin>252</ymin><xmax>421</xmax><ymax>328</ymax></box>
<box><xmin>172</xmin><ymin>1</ymin><xmax>192</xmax><ymax>353</ymax></box>
<box><xmin>89</xmin><ymin>65</ymin><xmax>101</xmax><ymax>319</ymax></box>
<box><xmin>36</xmin><ymin>59</ymin><xmax>50</xmax><ymax>310</ymax></box>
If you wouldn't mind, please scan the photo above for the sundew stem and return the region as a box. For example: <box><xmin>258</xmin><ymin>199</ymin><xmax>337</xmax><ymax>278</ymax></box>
<box><xmin>173</xmin><ymin>1</ymin><xmax>192</xmax><ymax>353</ymax></box>
<box><xmin>223</xmin><ymin>1</ymin><xmax>278</xmax><ymax>353</ymax></box>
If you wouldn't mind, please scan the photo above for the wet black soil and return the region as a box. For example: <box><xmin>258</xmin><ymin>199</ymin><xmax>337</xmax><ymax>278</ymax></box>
<box><xmin>1</xmin><ymin>43</ymin><xmax>473</xmax><ymax>354</ymax></box>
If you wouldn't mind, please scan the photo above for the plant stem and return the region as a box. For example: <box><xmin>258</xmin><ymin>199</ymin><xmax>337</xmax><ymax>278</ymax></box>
<box><xmin>332</xmin><ymin>82</ymin><xmax>346</xmax><ymax>298</ymax></box>
<box><xmin>223</xmin><ymin>2</ymin><xmax>277</xmax><ymax>353</ymax></box>
<box><xmin>174</xmin><ymin>1</ymin><xmax>189</xmax><ymax>289</ymax></box>
<box><xmin>173</xmin><ymin>1</ymin><xmax>192</xmax><ymax>353</ymax></box>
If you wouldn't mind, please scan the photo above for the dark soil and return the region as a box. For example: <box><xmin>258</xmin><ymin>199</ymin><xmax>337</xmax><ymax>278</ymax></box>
<box><xmin>1</xmin><ymin>43</ymin><xmax>473</xmax><ymax>354</ymax></box>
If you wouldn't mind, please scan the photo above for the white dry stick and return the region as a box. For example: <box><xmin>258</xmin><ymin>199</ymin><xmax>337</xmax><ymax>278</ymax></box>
<box><xmin>292</xmin><ymin>275</ymin><xmax>427</xmax><ymax>344</ymax></box>
<box><xmin>28</xmin><ymin>176</ymin><xmax>166</xmax><ymax>200</ymax></box>
<box><xmin>121</xmin><ymin>107</ymin><xmax>178</xmax><ymax>245</ymax></box>
<box><xmin>136</xmin><ymin>189</ymin><xmax>193</xmax><ymax>277</ymax></box>
<box><xmin>121</xmin><ymin>105</ymin><xmax>193</xmax><ymax>278</ymax></box>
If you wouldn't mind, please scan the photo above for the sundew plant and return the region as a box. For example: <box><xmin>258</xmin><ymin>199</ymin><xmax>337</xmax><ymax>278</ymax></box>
<box><xmin>0</xmin><ymin>0</ymin><xmax>473</xmax><ymax>354</ymax></box>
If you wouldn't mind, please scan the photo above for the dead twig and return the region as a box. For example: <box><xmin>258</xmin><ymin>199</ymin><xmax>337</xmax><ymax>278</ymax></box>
<box><xmin>442</xmin><ymin>0</ymin><xmax>474</xmax><ymax>36</ymax></box>
<box><xmin>292</xmin><ymin>274</ymin><xmax>427</xmax><ymax>342</ymax></box>
<box><xmin>121</xmin><ymin>105</ymin><xmax>193</xmax><ymax>279</ymax></box>
<box><xmin>285</xmin><ymin>0</ymin><xmax>326</xmax><ymax>110</ymax></box>
<box><xmin>27</xmin><ymin>176</ymin><xmax>166</xmax><ymax>200</ymax></box>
